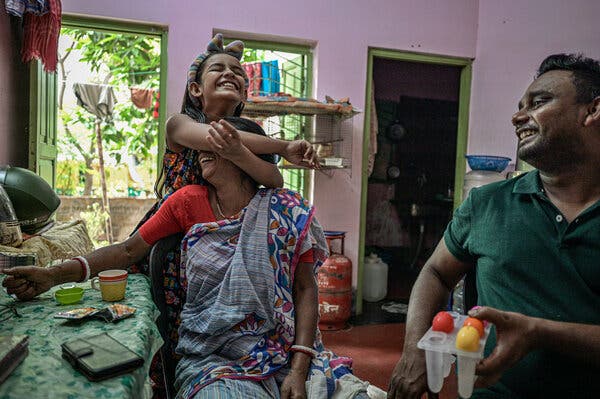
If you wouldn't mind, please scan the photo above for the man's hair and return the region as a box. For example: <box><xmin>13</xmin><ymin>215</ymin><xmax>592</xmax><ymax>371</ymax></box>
<box><xmin>537</xmin><ymin>53</ymin><xmax>600</xmax><ymax>103</ymax></box>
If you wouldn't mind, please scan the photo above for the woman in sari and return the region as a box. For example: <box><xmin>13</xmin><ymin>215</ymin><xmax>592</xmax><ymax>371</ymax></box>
<box><xmin>3</xmin><ymin>119</ymin><xmax>370</xmax><ymax>399</ymax></box>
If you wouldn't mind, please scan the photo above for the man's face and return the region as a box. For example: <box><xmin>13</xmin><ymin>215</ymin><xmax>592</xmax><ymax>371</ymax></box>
<box><xmin>512</xmin><ymin>70</ymin><xmax>589</xmax><ymax>169</ymax></box>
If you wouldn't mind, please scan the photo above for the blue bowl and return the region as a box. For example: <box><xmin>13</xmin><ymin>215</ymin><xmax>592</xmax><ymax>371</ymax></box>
<box><xmin>465</xmin><ymin>155</ymin><xmax>511</xmax><ymax>172</ymax></box>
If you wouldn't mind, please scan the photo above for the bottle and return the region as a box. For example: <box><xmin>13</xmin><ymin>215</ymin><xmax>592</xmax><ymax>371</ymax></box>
<box><xmin>0</xmin><ymin>185</ymin><xmax>23</xmax><ymax>247</ymax></box>
<box><xmin>363</xmin><ymin>253</ymin><xmax>389</xmax><ymax>302</ymax></box>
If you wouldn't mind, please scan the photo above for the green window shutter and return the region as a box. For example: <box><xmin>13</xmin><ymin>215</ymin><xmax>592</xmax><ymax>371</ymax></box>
<box><xmin>28</xmin><ymin>60</ymin><xmax>58</xmax><ymax>188</ymax></box>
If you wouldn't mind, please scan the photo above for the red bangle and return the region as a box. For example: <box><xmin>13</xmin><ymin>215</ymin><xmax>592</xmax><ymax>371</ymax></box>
<box><xmin>290</xmin><ymin>344</ymin><xmax>318</xmax><ymax>358</ymax></box>
<box><xmin>72</xmin><ymin>256</ymin><xmax>90</xmax><ymax>282</ymax></box>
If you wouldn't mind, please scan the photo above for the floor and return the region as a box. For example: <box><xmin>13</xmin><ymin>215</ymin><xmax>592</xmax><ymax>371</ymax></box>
<box><xmin>319</xmin><ymin>264</ymin><xmax>458</xmax><ymax>398</ymax></box>
<box><xmin>321</xmin><ymin>317</ymin><xmax>458</xmax><ymax>398</ymax></box>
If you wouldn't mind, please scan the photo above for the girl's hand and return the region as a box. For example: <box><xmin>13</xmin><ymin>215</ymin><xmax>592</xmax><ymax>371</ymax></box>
<box><xmin>280</xmin><ymin>369</ymin><xmax>308</xmax><ymax>399</ymax></box>
<box><xmin>206</xmin><ymin>120</ymin><xmax>246</xmax><ymax>160</ymax></box>
<box><xmin>283</xmin><ymin>140</ymin><xmax>321</xmax><ymax>169</ymax></box>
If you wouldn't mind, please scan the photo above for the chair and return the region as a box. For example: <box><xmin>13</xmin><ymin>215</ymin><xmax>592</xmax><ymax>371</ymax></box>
<box><xmin>149</xmin><ymin>233</ymin><xmax>184</xmax><ymax>399</ymax></box>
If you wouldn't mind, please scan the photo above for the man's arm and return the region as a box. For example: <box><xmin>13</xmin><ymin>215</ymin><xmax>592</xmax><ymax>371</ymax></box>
<box><xmin>388</xmin><ymin>240</ymin><xmax>473</xmax><ymax>399</ymax></box>
<box><xmin>471</xmin><ymin>306</ymin><xmax>600</xmax><ymax>388</ymax></box>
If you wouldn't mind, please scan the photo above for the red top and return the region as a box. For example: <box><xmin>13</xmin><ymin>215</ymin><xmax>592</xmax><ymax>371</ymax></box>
<box><xmin>139</xmin><ymin>185</ymin><xmax>313</xmax><ymax>262</ymax></box>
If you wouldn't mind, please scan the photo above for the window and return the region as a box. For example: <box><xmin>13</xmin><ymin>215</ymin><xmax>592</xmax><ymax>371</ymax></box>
<box><xmin>231</xmin><ymin>39</ymin><xmax>313</xmax><ymax>197</ymax></box>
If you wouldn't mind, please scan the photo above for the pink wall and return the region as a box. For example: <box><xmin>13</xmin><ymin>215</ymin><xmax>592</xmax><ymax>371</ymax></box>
<box><xmin>7</xmin><ymin>0</ymin><xmax>598</xmax><ymax>285</ymax></box>
<box><xmin>59</xmin><ymin>0</ymin><xmax>479</xmax><ymax>281</ymax></box>
<box><xmin>468</xmin><ymin>0</ymin><xmax>600</xmax><ymax>160</ymax></box>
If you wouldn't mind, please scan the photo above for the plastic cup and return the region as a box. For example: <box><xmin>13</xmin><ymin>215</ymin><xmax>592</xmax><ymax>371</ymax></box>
<box><xmin>457</xmin><ymin>355</ymin><xmax>477</xmax><ymax>398</ymax></box>
<box><xmin>424</xmin><ymin>332</ymin><xmax>446</xmax><ymax>393</ymax></box>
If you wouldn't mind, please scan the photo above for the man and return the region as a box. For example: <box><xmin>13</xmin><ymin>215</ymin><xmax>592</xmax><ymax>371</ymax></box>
<box><xmin>387</xmin><ymin>53</ymin><xmax>600</xmax><ymax>398</ymax></box>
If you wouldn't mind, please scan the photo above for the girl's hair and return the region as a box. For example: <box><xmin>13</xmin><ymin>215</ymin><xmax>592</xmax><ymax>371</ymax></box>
<box><xmin>180</xmin><ymin>52</ymin><xmax>246</xmax><ymax>122</ymax></box>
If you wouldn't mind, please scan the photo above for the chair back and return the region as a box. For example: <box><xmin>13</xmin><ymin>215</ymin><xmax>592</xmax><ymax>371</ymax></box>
<box><xmin>149</xmin><ymin>233</ymin><xmax>184</xmax><ymax>399</ymax></box>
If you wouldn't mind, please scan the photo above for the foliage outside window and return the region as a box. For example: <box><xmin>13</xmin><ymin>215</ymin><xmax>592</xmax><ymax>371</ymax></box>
<box><xmin>56</xmin><ymin>28</ymin><xmax>161</xmax><ymax>198</ymax></box>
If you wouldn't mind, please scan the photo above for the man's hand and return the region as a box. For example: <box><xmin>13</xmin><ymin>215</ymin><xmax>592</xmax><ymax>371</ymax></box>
<box><xmin>470</xmin><ymin>306</ymin><xmax>537</xmax><ymax>388</ymax></box>
<box><xmin>2</xmin><ymin>266</ymin><xmax>56</xmax><ymax>300</ymax></box>
<box><xmin>206</xmin><ymin>120</ymin><xmax>246</xmax><ymax>160</ymax></box>
<box><xmin>280</xmin><ymin>369</ymin><xmax>308</xmax><ymax>399</ymax></box>
<box><xmin>388</xmin><ymin>348</ymin><xmax>436</xmax><ymax>399</ymax></box>
<box><xmin>282</xmin><ymin>140</ymin><xmax>320</xmax><ymax>168</ymax></box>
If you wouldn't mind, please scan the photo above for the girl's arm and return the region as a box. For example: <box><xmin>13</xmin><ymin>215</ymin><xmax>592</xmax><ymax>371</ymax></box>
<box><xmin>167</xmin><ymin>114</ymin><xmax>320</xmax><ymax>166</ymax></box>
<box><xmin>167</xmin><ymin>114</ymin><xmax>283</xmax><ymax>187</ymax></box>
<box><xmin>205</xmin><ymin>120</ymin><xmax>284</xmax><ymax>187</ymax></box>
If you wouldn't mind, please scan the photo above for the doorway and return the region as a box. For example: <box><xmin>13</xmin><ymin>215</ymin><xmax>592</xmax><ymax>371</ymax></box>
<box><xmin>357</xmin><ymin>49</ymin><xmax>472</xmax><ymax>318</ymax></box>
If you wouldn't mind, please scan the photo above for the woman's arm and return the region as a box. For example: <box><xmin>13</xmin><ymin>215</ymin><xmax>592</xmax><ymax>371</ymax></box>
<box><xmin>280</xmin><ymin>261</ymin><xmax>318</xmax><ymax>399</ymax></box>
<box><xmin>1</xmin><ymin>233</ymin><xmax>152</xmax><ymax>300</ymax></box>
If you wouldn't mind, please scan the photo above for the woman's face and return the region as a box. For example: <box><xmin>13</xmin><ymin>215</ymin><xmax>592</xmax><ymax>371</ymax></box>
<box><xmin>192</xmin><ymin>53</ymin><xmax>247</xmax><ymax>112</ymax></box>
<box><xmin>198</xmin><ymin>150</ymin><xmax>243</xmax><ymax>183</ymax></box>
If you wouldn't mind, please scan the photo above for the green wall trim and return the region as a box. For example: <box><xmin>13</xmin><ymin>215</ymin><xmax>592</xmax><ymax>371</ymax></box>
<box><xmin>62</xmin><ymin>14</ymin><xmax>167</xmax><ymax>35</ymax></box>
<box><xmin>358</xmin><ymin>48</ymin><xmax>472</xmax><ymax>314</ymax></box>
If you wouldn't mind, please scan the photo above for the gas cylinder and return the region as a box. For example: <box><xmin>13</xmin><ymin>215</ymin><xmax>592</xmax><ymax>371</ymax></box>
<box><xmin>318</xmin><ymin>231</ymin><xmax>352</xmax><ymax>330</ymax></box>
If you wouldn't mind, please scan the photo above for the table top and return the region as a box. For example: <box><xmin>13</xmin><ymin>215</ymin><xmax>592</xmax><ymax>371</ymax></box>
<box><xmin>0</xmin><ymin>274</ymin><xmax>163</xmax><ymax>399</ymax></box>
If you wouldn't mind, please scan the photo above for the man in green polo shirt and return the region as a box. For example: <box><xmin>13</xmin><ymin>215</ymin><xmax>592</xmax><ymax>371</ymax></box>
<box><xmin>388</xmin><ymin>53</ymin><xmax>600</xmax><ymax>399</ymax></box>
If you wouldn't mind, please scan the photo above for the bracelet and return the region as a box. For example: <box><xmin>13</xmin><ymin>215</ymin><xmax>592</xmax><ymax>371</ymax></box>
<box><xmin>72</xmin><ymin>256</ymin><xmax>90</xmax><ymax>283</ymax></box>
<box><xmin>290</xmin><ymin>344</ymin><xmax>318</xmax><ymax>359</ymax></box>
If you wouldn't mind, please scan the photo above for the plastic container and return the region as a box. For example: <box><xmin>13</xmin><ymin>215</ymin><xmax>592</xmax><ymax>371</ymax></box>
<box><xmin>363</xmin><ymin>253</ymin><xmax>388</xmax><ymax>302</ymax></box>
<box><xmin>462</xmin><ymin>170</ymin><xmax>505</xmax><ymax>201</ymax></box>
<box><xmin>55</xmin><ymin>286</ymin><xmax>85</xmax><ymax>305</ymax></box>
<box><xmin>0</xmin><ymin>184</ymin><xmax>23</xmax><ymax>247</ymax></box>
<box><xmin>465</xmin><ymin>155</ymin><xmax>511</xmax><ymax>172</ymax></box>
<box><xmin>417</xmin><ymin>312</ymin><xmax>492</xmax><ymax>398</ymax></box>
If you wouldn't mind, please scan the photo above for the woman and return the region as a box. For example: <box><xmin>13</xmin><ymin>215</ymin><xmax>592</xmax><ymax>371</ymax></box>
<box><xmin>2</xmin><ymin>121</ymin><xmax>368</xmax><ymax>399</ymax></box>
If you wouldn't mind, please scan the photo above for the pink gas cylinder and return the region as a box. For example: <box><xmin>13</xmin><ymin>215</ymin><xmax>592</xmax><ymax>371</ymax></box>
<box><xmin>317</xmin><ymin>231</ymin><xmax>352</xmax><ymax>330</ymax></box>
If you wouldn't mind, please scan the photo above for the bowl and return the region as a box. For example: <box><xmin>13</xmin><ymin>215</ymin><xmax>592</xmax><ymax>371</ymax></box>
<box><xmin>55</xmin><ymin>287</ymin><xmax>84</xmax><ymax>305</ymax></box>
<box><xmin>465</xmin><ymin>155</ymin><xmax>511</xmax><ymax>172</ymax></box>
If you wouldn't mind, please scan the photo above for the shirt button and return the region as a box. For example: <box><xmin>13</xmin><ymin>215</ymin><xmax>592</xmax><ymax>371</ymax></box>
<box><xmin>555</xmin><ymin>215</ymin><xmax>563</xmax><ymax>222</ymax></box>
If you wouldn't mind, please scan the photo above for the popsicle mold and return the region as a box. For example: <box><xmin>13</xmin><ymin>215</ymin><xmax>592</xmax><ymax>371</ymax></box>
<box><xmin>417</xmin><ymin>313</ymin><xmax>492</xmax><ymax>398</ymax></box>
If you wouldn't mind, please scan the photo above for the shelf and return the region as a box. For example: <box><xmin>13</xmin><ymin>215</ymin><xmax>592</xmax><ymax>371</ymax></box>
<box><xmin>243</xmin><ymin>100</ymin><xmax>360</xmax><ymax>119</ymax></box>
<box><xmin>279</xmin><ymin>164</ymin><xmax>348</xmax><ymax>170</ymax></box>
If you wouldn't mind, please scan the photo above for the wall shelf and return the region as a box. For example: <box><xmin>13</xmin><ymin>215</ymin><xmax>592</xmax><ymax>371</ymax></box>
<box><xmin>243</xmin><ymin>98</ymin><xmax>359</xmax><ymax>170</ymax></box>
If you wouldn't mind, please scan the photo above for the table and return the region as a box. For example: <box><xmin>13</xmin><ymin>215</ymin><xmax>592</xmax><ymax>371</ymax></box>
<box><xmin>0</xmin><ymin>274</ymin><xmax>163</xmax><ymax>399</ymax></box>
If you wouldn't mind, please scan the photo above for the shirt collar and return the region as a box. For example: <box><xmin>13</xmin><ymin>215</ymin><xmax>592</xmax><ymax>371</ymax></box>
<box><xmin>512</xmin><ymin>170</ymin><xmax>544</xmax><ymax>195</ymax></box>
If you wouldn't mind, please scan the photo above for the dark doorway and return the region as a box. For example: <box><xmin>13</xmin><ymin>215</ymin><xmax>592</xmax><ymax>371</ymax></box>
<box><xmin>360</xmin><ymin>58</ymin><xmax>461</xmax><ymax>323</ymax></box>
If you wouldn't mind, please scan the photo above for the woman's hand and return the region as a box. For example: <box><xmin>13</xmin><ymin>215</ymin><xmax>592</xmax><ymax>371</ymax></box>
<box><xmin>280</xmin><ymin>369</ymin><xmax>308</xmax><ymax>399</ymax></box>
<box><xmin>2</xmin><ymin>266</ymin><xmax>56</xmax><ymax>300</ymax></box>
<box><xmin>206</xmin><ymin>120</ymin><xmax>246</xmax><ymax>161</ymax></box>
<box><xmin>282</xmin><ymin>140</ymin><xmax>320</xmax><ymax>169</ymax></box>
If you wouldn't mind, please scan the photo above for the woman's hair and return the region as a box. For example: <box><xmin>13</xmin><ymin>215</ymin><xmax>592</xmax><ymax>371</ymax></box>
<box><xmin>153</xmin><ymin>115</ymin><xmax>277</xmax><ymax>198</ymax></box>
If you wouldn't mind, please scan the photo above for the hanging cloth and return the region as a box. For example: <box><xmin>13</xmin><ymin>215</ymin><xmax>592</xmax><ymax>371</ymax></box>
<box><xmin>130</xmin><ymin>87</ymin><xmax>155</xmax><ymax>109</ymax></box>
<box><xmin>5</xmin><ymin>0</ymin><xmax>48</xmax><ymax>17</ymax></box>
<box><xmin>368</xmin><ymin>79</ymin><xmax>379</xmax><ymax>176</ymax></box>
<box><xmin>21</xmin><ymin>0</ymin><xmax>62</xmax><ymax>72</ymax></box>
<box><xmin>152</xmin><ymin>91</ymin><xmax>160</xmax><ymax>119</ymax></box>
<box><xmin>260</xmin><ymin>60</ymin><xmax>280</xmax><ymax>95</ymax></box>
<box><xmin>72</xmin><ymin>83</ymin><xmax>117</xmax><ymax>121</ymax></box>
<box><xmin>243</xmin><ymin>62</ymin><xmax>262</xmax><ymax>97</ymax></box>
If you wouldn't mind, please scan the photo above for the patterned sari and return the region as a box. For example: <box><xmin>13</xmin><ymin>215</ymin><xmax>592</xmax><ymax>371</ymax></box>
<box><xmin>175</xmin><ymin>188</ymin><xmax>354</xmax><ymax>398</ymax></box>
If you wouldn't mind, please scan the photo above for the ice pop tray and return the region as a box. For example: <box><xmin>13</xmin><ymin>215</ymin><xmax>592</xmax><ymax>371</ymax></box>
<box><xmin>417</xmin><ymin>312</ymin><xmax>493</xmax><ymax>398</ymax></box>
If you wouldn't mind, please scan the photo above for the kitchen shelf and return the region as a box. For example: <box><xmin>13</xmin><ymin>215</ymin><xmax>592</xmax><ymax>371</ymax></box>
<box><xmin>242</xmin><ymin>98</ymin><xmax>359</xmax><ymax>171</ymax></box>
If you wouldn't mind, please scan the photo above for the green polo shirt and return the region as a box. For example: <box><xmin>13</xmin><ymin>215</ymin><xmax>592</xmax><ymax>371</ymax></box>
<box><xmin>444</xmin><ymin>170</ymin><xmax>600</xmax><ymax>398</ymax></box>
